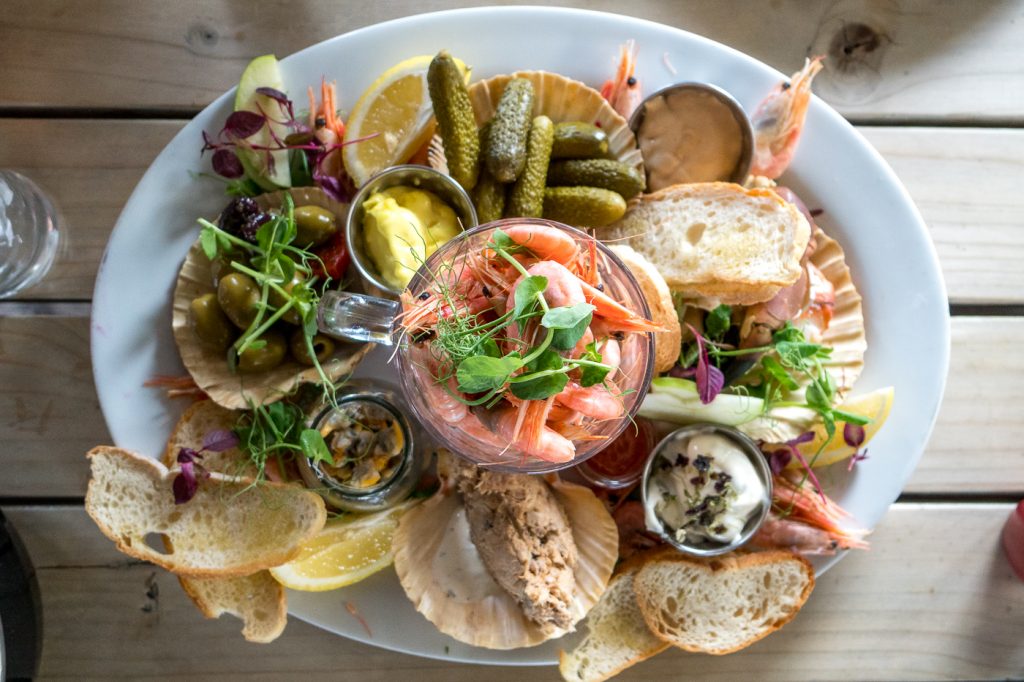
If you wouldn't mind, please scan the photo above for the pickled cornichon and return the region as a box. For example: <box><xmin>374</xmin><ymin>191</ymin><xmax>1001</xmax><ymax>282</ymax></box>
<box><xmin>506</xmin><ymin>115</ymin><xmax>554</xmax><ymax>218</ymax></box>
<box><xmin>542</xmin><ymin>186</ymin><xmax>627</xmax><ymax>227</ymax></box>
<box><xmin>551</xmin><ymin>121</ymin><xmax>609</xmax><ymax>159</ymax></box>
<box><xmin>547</xmin><ymin>158</ymin><xmax>646</xmax><ymax>200</ymax></box>
<box><xmin>472</xmin><ymin>124</ymin><xmax>506</xmax><ymax>223</ymax></box>
<box><xmin>428</xmin><ymin>51</ymin><xmax>479</xmax><ymax>191</ymax></box>
<box><xmin>485</xmin><ymin>78</ymin><xmax>535</xmax><ymax>182</ymax></box>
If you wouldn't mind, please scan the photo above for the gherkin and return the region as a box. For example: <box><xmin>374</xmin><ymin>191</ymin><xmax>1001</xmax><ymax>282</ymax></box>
<box><xmin>428</xmin><ymin>51</ymin><xmax>479</xmax><ymax>191</ymax></box>
<box><xmin>485</xmin><ymin>78</ymin><xmax>535</xmax><ymax>182</ymax></box>
<box><xmin>506</xmin><ymin>116</ymin><xmax>554</xmax><ymax>218</ymax></box>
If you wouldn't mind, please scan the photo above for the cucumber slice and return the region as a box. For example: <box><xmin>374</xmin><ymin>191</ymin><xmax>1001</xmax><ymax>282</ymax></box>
<box><xmin>639</xmin><ymin>379</ymin><xmax>765</xmax><ymax>426</ymax></box>
<box><xmin>234</xmin><ymin>54</ymin><xmax>291</xmax><ymax>190</ymax></box>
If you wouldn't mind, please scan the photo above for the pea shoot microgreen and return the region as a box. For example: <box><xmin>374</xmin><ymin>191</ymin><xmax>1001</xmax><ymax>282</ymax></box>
<box><xmin>197</xmin><ymin>194</ymin><xmax>338</xmax><ymax>404</ymax></box>
<box><xmin>424</xmin><ymin>229</ymin><xmax>613</xmax><ymax>405</ymax></box>
<box><xmin>234</xmin><ymin>400</ymin><xmax>333</xmax><ymax>485</ymax></box>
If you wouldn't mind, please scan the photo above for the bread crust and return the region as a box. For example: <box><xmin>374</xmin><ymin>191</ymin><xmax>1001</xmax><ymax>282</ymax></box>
<box><xmin>85</xmin><ymin>446</ymin><xmax>326</xmax><ymax>578</ymax></box>
<box><xmin>178</xmin><ymin>572</ymin><xmax>287</xmax><ymax>643</ymax></box>
<box><xmin>558</xmin><ymin>562</ymin><xmax>669</xmax><ymax>682</ymax></box>
<box><xmin>608</xmin><ymin>245</ymin><xmax>682</xmax><ymax>373</ymax></box>
<box><xmin>604</xmin><ymin>182</ymin><xmax>811</xmax><ymax>306</ymax></box>
<box><xmin>632</xmin><ymin>550</ymin><xmax>815</xmax><ymax>655</ymax></box>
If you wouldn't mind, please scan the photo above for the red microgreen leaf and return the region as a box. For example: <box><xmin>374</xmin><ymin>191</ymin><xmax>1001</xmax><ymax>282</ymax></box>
<box><xmin>202</xmin><ymin>429</ymin><xmax>239</xmax><ymax>452</ymax></box>
<box><xmin>223</xmin><ymin>111</ymin><xmax>266</xmax><ymax>139</ymax></box>
<box><xmin>255</xmin><ymin>86</ymin><xmax>290</xmax><ymax>106</ymax></box>
<box><xmin>843</xmin><ymin>422</ymin><xmax>866</xmax><ymax>448</ymax></box>
<box><xmin>211</xmin><ymin>149</ymin><xmax>244</xmax><ymax>178</ymax></box>
<box><xmin>176</xmin><ymin>447</ymin><xmax>203</xmax><ymax>464</ymax></box>
<box><xmin>768</xmin><ymin>448</ymin><xmax>791</xmax><ymax>474</ymax></box>
<box><xmin>685</xmin><ymin>324</ymin><xmax>724</xmax><ymax>404</ymax></box>
<box><xmin>173</xmin><ymin>460</ymin><xmax>198</xmax><ymax>505</ymax></box>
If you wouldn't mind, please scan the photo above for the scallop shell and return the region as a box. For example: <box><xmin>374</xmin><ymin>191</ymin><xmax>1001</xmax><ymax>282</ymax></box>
<box><xmin>739</xmin><ymin>230</ymin><xmax>866</xmax><ymax>443</ymax></box>
<box><xmin>392</xmin><ymin>474</ymin><xmax>618</xmax><ymax>649</ymax></box>
<box><xmin>171</xmin><ymin>187</ymin><xmax>372</xmax><ymax>409</ymax></box>
<box><xmin>428</xmin><ymin>70</ymin><xmax>644</xmax><ymax>176</ymax></box>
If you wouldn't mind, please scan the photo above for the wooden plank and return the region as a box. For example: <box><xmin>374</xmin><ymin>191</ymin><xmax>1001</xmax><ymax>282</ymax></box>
<box><xmin>3</xmin><ymin>503</ymin><xmax>1021</xmax><ymax>680</ymax></box>
<box><xmin>0</xmin><ymin>120</ymin><xmax>1020</xmax><ymax>304</ymax></box>
<box><xmin>906</xmin><ymin>317</ymin><xmax>1024</xmax><ymax>494</ymax></box>
<box><xmin>0</xmin><ymin>315</ymin><xmax>105</xmax><ymax>497</ymax></box>
<box><xmin>0</xmin><ymin>119</ymin><xmax>180</xmax><ymax>300</ymax></box>
<box><xmin>0</xmin><ymin>1</ymin><xmax>1021</xmax><ymax>121</ymax></box>
<box><xmin>862</xmin><ymin>127</ymin><xmax>1024</xmax><ymax>305</ymax></box>
<box><xmin>0</xmin><ymin>315</ymin><xmax>1021</xmax><ymax>498</ymax></box>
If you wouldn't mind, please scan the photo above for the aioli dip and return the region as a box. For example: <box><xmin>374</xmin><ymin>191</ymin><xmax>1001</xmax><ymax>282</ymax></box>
<box><xmin>645</xmin><ymin>430</ymin><xmax>766</xmax><ymax>546</ymax></box>
<box><xmin>362</xmin><ymin>186</ymin><xmax>461</xmax><ymax>290</ymax></box>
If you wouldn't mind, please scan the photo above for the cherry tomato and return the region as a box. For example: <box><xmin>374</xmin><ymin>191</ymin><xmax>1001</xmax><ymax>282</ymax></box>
<box><xmin>311</xmin><ymin>231</ymin><xmax>349</xmax><ymax>282</ymax></box>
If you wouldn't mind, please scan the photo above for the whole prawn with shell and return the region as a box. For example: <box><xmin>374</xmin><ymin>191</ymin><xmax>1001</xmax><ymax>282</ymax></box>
<box><xmin>400</xmin><ymin>221</ymin><xmax>659</xmax><ymax>466</ymax></box>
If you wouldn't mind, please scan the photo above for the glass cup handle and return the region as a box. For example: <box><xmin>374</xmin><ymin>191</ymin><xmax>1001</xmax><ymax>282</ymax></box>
<box><xmin>317</xmin><ymin>290</ymin><xmax>401</xmax><ymax>346</ymax></box>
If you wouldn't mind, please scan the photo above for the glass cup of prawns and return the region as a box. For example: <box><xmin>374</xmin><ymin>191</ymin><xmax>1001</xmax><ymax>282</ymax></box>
<box><xmin>318</xmin><ymin>219</ymin><xmax>657</xmax><ymax>474</ymax></box>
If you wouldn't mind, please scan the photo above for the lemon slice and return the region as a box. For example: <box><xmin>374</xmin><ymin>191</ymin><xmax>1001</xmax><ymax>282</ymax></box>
<box><xmin>343</xmin><ymin>55</ymin><xmax>469</xmax><ymax>187</ymax></box>
<box><xmin>269</xmin><ymin>498</ymin><xmax>419</xmax><ymax>592</ymax></box>
<box><xmin>788</xmin><ymin>386</ymin><xmax>895</xmax><ymax>469</ymax></box>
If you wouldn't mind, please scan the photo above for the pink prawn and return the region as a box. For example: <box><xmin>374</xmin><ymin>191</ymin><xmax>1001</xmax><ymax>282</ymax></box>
<box><xmin>750</xmin><ymin>57</ymin><xmax>824</xmax><ymax>179</ymax></box>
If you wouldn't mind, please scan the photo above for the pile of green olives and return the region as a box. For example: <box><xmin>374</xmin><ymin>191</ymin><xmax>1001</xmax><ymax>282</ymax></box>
<box><xmin>188</xmin><ymin>203</ymin><xmax>341</xmax><ymax>374</ymax></box>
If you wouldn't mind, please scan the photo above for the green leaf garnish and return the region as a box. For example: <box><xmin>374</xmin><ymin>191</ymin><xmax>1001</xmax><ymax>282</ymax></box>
<box><xmin>456</xmin><ymin>354</ymin><xmax>524</xmax><ymax>393</ymax></box>
<box><xmin>705</xmin><ymin>304</ymin><xmax>732</xmax><ymax>339</ymax></box>
<box><xmin>513</xmin><ymin>275</ymin><xmax>548</xmax><ymax>319</ymax></box>
<box><xmin>299</xmin><ymin>428</ymin><xmax>333</xmax><ymax>465</ymax></box>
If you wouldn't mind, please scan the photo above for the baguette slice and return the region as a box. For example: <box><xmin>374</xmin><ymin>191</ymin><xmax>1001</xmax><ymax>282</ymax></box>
<box><xmin>161</xmin><ymin>403</ymin><xmax>287</xmax><ymax>643</ymax></box>
<box><xmin>163</xmin><ymin>399</ymin><xmax>256</xmax><ymax>477</ymax></box>
<box><xmin>178</xmin><ymin>572</ymin><xmax>286</xmax><ymax>643</ymax></box>
<box><xmin>86</xmin><ymin>446</ymin><xmax>326</xmax><ymax>578</ymax></box>
<box><xmin>559</xmin><ymin>560</ymin><xmax>669</xmax><ymax>682</ymax></box>
<box><xmin>609</xmin><ymin>245</ymin><xmax>681</xmax><ymax>373</ymax></box>
<box><xmin>602</xmin><ymin>183</ymin><xmax>810</xmax><ymax>305</ymax></box>
<box><xmin>633</xmin><ymin>551</ymin><xmax>814</xmax><ymax>655</ymax></box>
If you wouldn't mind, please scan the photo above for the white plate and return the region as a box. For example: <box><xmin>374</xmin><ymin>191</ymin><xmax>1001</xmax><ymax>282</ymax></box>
<box><xmin>91</xmin><ymin>6</ymin><xmax>949</xmax><ymax>666</ymax></box>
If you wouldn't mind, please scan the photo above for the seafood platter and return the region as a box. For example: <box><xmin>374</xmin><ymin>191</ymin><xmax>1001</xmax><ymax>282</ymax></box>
<box><xmin>88</xmin><ymin>7</ymin><xmax>948</xmax><ymax>675</ymax></box>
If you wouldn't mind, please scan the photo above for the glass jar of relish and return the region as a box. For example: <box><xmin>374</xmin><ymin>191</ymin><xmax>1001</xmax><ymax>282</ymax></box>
<box><xmin>296</xmin><ymin>381</ymin><xmax>426</xmax><ymax>512</ymax></box>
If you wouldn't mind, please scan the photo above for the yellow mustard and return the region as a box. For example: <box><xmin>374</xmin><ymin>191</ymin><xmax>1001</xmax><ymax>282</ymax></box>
<box><xmin>362</xmin><ymin>186</ymin><xmax>461</xmax><ymax>290</ymax></box>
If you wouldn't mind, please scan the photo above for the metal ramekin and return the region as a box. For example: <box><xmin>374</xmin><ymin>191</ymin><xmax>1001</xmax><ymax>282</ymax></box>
<box><xmin>345</xmin><ymin>164</ymin><xmax>478</xmax><ymax>297</ymax></box>
<box><xmin>641</xmin><ymin>423</ymin><xmax>773</xmax><ymax>557</ymax></box>
<box><xmin>628</xmin><ymin>82</ymin><xmax>754</xmax><ymax>185</ymax></box>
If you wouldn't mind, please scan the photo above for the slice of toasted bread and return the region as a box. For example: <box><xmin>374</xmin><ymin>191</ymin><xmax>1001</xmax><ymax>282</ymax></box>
<box><xmin>85</xmin><ymin>446</ymin><xmax>326</xmax><ymax>578</ymax></box>
<box><xmin>161</xmin><ymin>403</ymin><xmax>288</xmax><ymax>643</ymax></box>
<box><xmin>178</xmin><ymin>572</ymin><xmax>286</xmax><ymax>643</ymax></box>
<box><xmin>633</xmin><ymin>550</ymin><xmax>814</xmax><ymax>655</ymax></box>
<box><xmin>609</xmin><ymin>244</ymin><xmax>682</xmax><ymax>373</ymax></box>
<box><xmin>559</xmin><ymin>560</ymin><xmax>668</xmax><ymax>682</ymax></box>
<box><xmin>602</xmin><ymin>183</ymin><xmax>810</xmax><ymax>305</ymax></box>
<box><xmin>162</xmin><ymin>399</ymin><xmax>255</xmax><ymax>476</ymax></box>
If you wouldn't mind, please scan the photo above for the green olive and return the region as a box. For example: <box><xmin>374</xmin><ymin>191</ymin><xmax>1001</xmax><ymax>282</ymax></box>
<box><xmin>293</xmin><ymin>205</ymin><xmax>338</xmax><ymax>248</ymax></box>
<box><xmin>217</xmin><ymin>272</ymin><xmax>260</xmax><ymax>330</ymax></box>
<box><xmin>290</xmin><ymin>329</ymin><xmax>336</xmax><ymax>366</ymax></box>
<box><xmin>268</xmin><ymin>271</ymin><xmax>306</xmax><ymax>326</ymax></box>
<box><xmin>208</xmin><ymin>257</ymin><xmax>234</xmax><ymax>288</ymax></box>
<box><xmin>188</xmin><ymin>294</ymin><xmax>234</xmax><ymax>350</ymax></box>
<box><xmin>236</xmin><ymin>329</ymin><xmax>287</xmax><ymax>373</ymax></box>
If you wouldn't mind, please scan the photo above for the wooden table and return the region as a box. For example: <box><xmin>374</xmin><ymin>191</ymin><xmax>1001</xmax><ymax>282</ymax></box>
<box><xmin>1</xmin><ymin>1</ymin><xmax>1022</xmax><ymax>679</ymax></box>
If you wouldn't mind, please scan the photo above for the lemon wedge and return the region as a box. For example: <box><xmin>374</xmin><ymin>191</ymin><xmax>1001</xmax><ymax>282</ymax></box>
<box><xmin>787</xmin><ymin>386</ymin><xmax>895</xmax><ymax>469</ymax></box>
<box><xmin>343</xmin><ymin>55</ymin><xmax>470</xmax><ymax>187</ymax></box>
<box><xmin>269</xmin><ymin>498</ymin><xmax>419</xmax><ymax>592</ymax></box>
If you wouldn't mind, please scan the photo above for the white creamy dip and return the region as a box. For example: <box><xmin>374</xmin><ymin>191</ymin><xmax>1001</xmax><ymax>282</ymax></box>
<box><xmin>644</xmin><ymin>431</ymin><xmax>764</xmax><ymax>545</ymax></box>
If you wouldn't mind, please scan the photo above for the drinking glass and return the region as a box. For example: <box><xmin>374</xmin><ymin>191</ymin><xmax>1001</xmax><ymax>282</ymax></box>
<box><xmin>0</xmin><ymin>171</ymin><xmax>61</xmax><ymax>298</ymax></box>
